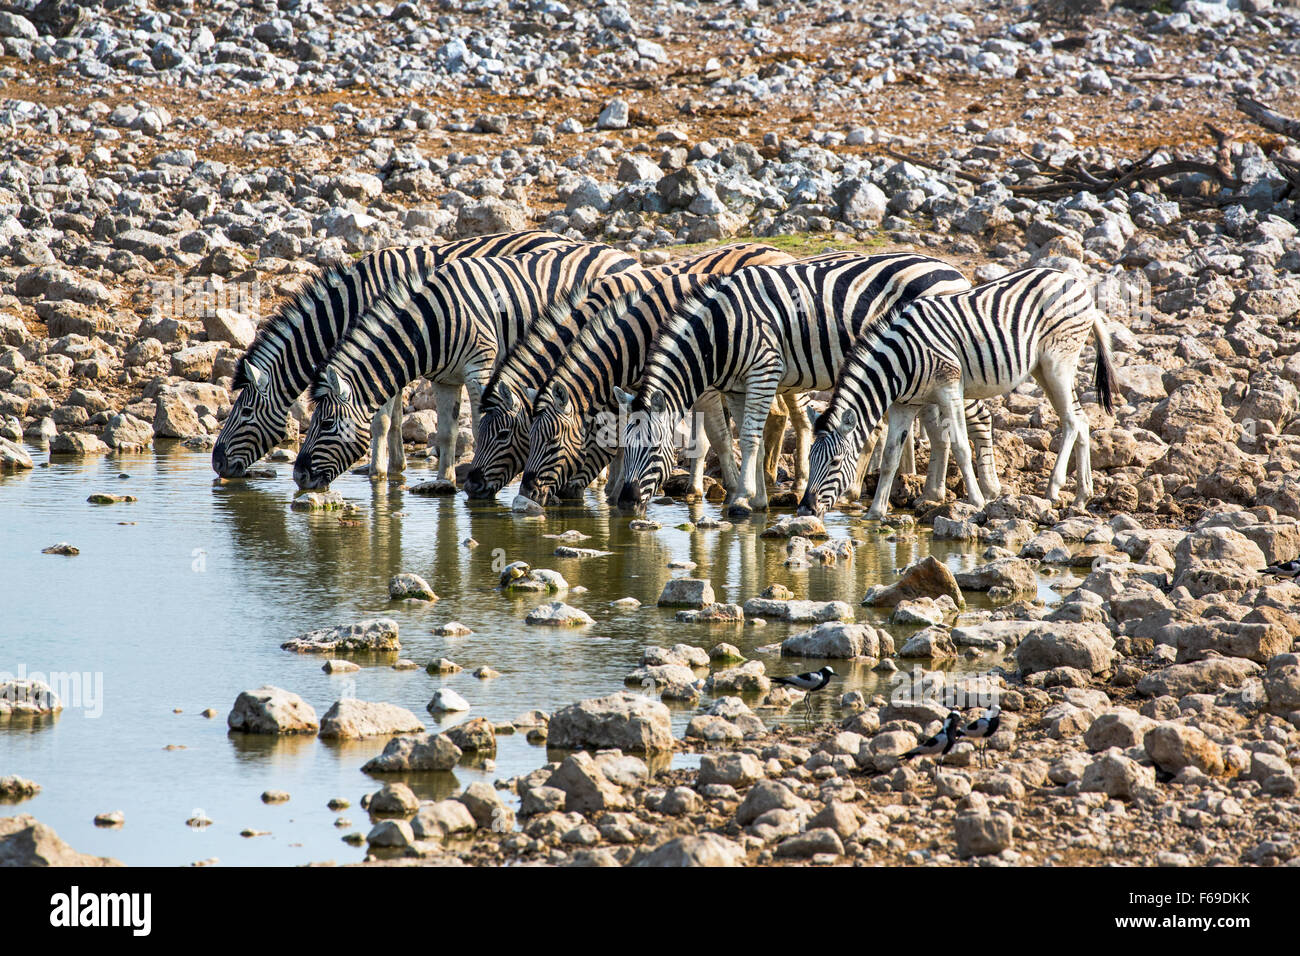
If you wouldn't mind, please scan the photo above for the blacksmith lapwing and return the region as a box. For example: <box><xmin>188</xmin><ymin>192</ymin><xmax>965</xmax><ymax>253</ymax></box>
<box><xmin>959</xmin><ymin>704</ymin><xmax>1001</xmax><ymax>767</ymax></box>
<box><xmin>770</xmin><ymin>666</ymin><xmax>836</xmax><ymax>720</ymax></box>
<box><xmin>903</xmin><ymin>710</ymin><xmax>963</xmax><ymax>763</ymax></box>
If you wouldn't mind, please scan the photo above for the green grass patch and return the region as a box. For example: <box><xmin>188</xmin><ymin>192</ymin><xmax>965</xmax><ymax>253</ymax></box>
<box><xmin>665</xmin><ymin>228</ymin><xmax>891</xmax><ymax>258</ymax></box>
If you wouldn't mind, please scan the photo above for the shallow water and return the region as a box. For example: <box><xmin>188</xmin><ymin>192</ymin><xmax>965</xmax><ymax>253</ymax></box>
<box><xmin>0</xmin><ymin>444</ymin><xmax>1067</xmax><ymax>866</ymax></box>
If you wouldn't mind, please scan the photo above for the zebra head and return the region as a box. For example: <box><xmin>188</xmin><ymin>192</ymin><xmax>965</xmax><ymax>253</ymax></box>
<box><xmin>213</xmin><ymin>362</ymin><xmax>285</xmax><ymax>478</ymax></box>
<box><xmin>615</xmin><ymin>388</ymin><xmax>677</xmax><ymax>514</ymax></box>
<box><xmin>798</xmin><ymin>406</ymin><xmax>866</xmax><ymax>517</ymax></box>
<box><xmin>463</xmin><ymin>385</ymin><xmax>532</xmax><ymax>499</ymax></box>
<box><xmin>561</xmin><ymin>409</ymin><xmax>620</xmax><ymax>499</ymax></box>
<box><xmin>518</xmin><ymin>381</ymin><xmax>584</xmax><ymax>507</ymax></box>
<box><xmin>293</xmin><ymin>367</ymin><xmax>370</xmax><ymax>490</ymax></box>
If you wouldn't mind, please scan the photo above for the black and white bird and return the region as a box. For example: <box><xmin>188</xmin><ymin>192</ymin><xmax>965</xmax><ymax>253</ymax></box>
<box><xmin>903</xmin><ymin>710</ymin><xmax>963</xmax><ymax>762</ymax></box>
<box><xmin>959</xmin><ymin>704</ymin><xmax>1002</xmax><ymax>767</ymax></box>
<box><xmin>770</xmin><ymin>666</ymin><xmax>836</xmax><ymax>720</ymax></box>
<box><xmin>1262</xmin><ymin>558</ymin><xmax>1300</xmax><ymax>578</ymax></box>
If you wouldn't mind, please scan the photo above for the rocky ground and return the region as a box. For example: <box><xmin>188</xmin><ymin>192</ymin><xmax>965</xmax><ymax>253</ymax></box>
<box><xmin>2</xmin><ymin>0</ymin><xmax>1300</xmax><ymax>866</ymax></box>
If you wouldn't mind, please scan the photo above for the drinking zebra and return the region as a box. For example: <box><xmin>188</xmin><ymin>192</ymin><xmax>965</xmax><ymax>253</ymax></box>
<box><xmin>292</xmin><ymin>244</ymin><xmax>638</xmax><ymax>490</ymax></box>
<box><xmin>517</xmin><ymin>272</ymin><xmax>817</xmax><ymax>509</ymax></box>
<box><xmin>211</xmin><ymin>230</ymin><xmax>578</xmax><ymax>480</ymax></box>
<box><xmin>798</xmin><ymin>267</ymin><xmax>1117</xmax><ymax>519</ymax></box>
<box><xmin>614</xmin><ymin>253</ymin><xmax>994</xmax><ymax>517</ymax></box>
<box><xmin>461</xmin><ymin>243</ymin><xmax>795</xmax><ymax>501</ymax></box>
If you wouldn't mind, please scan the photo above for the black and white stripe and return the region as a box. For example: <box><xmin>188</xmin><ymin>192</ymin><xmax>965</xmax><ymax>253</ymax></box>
<box><xmin>903</xmin><ymin>710</ymin><xmax>963</xmax><ymax>760</ymax></box>
<box><xmin>615</xmin><ymin>253</ymin><xmax>973</xmax><ymax>516</ymax></box>
<box><xmin>212</xmin><ymin>230</ymin><xmax>575</xmax><ymax>479</ymax></box>
<box><xmin>959</xmin><ymin>704</ymin><xmax>1002</xmax><ymax>767</ymax></box>
<box><xmin>799</xmin><ymin>267</ymin><xmax>1116</xmax><ymax>518</ymax></box>
<box><xmin>462</xmin><ymin>243</ymin><xmax>793</xmax><ymax>500</ymax></box>
<box><xmin>293</xmin><ymin>244</ymin><xmax>637</xmax><ymax>490</ymax></box>
<box><xmin>518</xmin><ymin>268</ymin><xmax>808</xmax><ymax>508</ymax></box>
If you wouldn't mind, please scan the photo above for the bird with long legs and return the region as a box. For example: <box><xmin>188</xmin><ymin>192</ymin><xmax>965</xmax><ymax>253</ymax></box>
<box><xmin>769</xmin><ymin>666</ymin><xmax>836</xmax><ymax>722</ymax></box>
<box><xmin>903</xmin><ymin>710</ymin><xmax>963</xmax><ymax>772</ymax></box>
<box><xmin>959</xmin><ymin>704</ymin><xmax>1001</xmax><ymax>768</ymax></box>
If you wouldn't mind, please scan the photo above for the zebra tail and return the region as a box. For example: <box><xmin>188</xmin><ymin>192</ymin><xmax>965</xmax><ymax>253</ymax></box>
<box><xmin>1092</xmin><ymin>311</ymin><xmax>1117</xmax><ymax>417</ymax></box>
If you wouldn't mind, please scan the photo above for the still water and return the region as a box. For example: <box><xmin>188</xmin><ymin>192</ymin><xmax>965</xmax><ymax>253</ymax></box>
<box><xmin>0</xmin><ymin>444</ymin><xmax>1067</xmax><ymax>866</ymax></box>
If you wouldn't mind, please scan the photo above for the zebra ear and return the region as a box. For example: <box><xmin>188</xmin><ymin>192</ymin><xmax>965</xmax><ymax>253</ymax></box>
<box><xmin>612</xmin><ymin>387</ymin><xmax>635</xmax><ymax>406</ymax></box>
<box><xmin>650</xmin><ymin>391</ymin><xmax>666</xmax><ymax>414</ymax></box>
<box><xmin>836</xmin><ymin>407</ymin><xmax>858</xmax><ymax>437</ymax></box>
<box><xmin>324</xmin><ymin>367</ymin><xmax>352</xmax><ymax>405</ymax></box>
<box><xmin>246</xmin><ymin>363</ymin><xmax>268</xmax><ymax>394</ymax></box>
<box><xmin>497</xmin><ymin>387</ymin><xmax>515</xmax><ymax>412</ymax></box>
<box><xmin>553</xmin><ymin>382</ymin><xmax>569</xmax><ymax>412</ymax></box>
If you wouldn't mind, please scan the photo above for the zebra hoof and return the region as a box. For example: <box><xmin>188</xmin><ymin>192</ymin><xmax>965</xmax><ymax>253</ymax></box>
<box><xmin>726</xmin><ymin>502</ymin><xmax>753</xmax><ymax>519</ymax></box>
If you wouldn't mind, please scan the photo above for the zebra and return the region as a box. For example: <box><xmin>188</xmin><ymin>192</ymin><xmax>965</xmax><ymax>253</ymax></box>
<box><xmin>517</xmin><ymin>272</ymin><xmax>815</xmax><ymax>509</ymax></box>
<box><xmin>798</xmin><ymin>267</ymin><xmax>1117</xmax><ymax>519</ymax></box>
<box><xmin>614</xmin><ymin>252</ymin><xmax>991</xmax><ymax>517</ymax></box>
<box><xmin>292</xmin><ymin>244</ymin><xmax>638</xmax><ymax>490</ymax></box>
<box><xmin>211</xmin><ymin>230</ymin><xmax>578</xmax><ymax>480</ymax></box>
<box><xmin>462</xmin><ymin>242</ymin><xmax>795</xmax><ymax>501</ymax></box>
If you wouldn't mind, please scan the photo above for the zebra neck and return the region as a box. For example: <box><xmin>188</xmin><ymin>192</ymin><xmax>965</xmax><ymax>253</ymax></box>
<box><xmin>257</xmin><ymin>271</ymin><xmax>361</xmax><ymax>399</ymax></box>
<box><xmin>343</xmin><ymin>355</ymin><xmax>411</xmax><ymax>416</ymax></box>
<box><xmin>843</xmin><ymin>343</ymin><xmax>911</xmax><ymax>435</ymax></box>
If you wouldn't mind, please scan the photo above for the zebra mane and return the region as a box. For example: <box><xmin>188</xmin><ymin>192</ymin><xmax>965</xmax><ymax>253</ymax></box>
<box><xmin>820</xmin><ymin>301</ymin><xmax>910</xmax><ymax>432</ymax></box>
<box><xmin>634</xmin><ymin>271</ymin><xmax>735</xmax><ymax>409</ymax></box>
<box><xmin>481</xmin><ymin>278</ymin><xmax>600</xmax><ymax>401</ymax></box>
<box><xmin>309</xmin><ymin>279</ymin><xmax>417</xmax><ymax>406</ymax></box>
<box><xmin>233</xmin><ymin>262</ymin><xmax>356</xmax><ymax>388</ymax></box>
<box><xmin>566</xmin><ymin>285</ymin><xmax>648</xmax><ymax>368</ymax></box>
<box><xmin>536</xmin><ymin>283</ymin><xmax>656</xmax><ymax>406</ymax></box>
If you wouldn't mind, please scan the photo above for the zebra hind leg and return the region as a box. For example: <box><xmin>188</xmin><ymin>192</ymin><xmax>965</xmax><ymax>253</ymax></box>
<box><xmin>783</xmin><ymin>391</ymin><xmax>812</xmax><ymax>500</ymax></box>
<box><xmin>368</xmin><ymin>400</ymin><xmax>394</xmax><ymax>480</ymax></box>
<box><xmin>1036</xmin><ymin>354</ymin><xmax>1091</xmax><ymax>503</ymax></box>
<box><xmin>919</xmin><ymin>404</ymin><xmax>949</xmax><ymax>503</ymax></box>
<box><xmin>967</xmin><ymin>401</ymin><xmax>1000</xmax><ymax>500</ymax></box>
<box><xmin>388</xmin><ymin>393</ymin><xmax>406</xmax><ymax>475</ymax></box>
<box><xmin>762</xmin><ymin>398</ymin><xmax>786</xmax><ymax>493</ymax></box>
<box><xmin>939</xmin><ymin>388</ymin><xmax>985</xmax><ymax>510</ymax></box>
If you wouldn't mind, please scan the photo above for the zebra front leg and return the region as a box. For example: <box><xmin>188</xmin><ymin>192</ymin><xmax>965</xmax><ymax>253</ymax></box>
<box><xmin>368</xmin><ymin>399</ymin><xmax>394</xmax><ymax>481</ymax></box>
<box><xmin>852</xmin><ymin>443</ymin><xmax>872</xmax><ymax>500</ymax></box>
<box><xmin>865</xmin><ymin>416</ymin><xmax>887</xmax><ymax>475</ymax></box>
<box><xmin>866</xmin><ymin>405</ymin><xmax>921</xmax><ymax>520</ymax></box>
<box><xmin>939</xmin><ymin>388</ymin><xmax>985</xmax><ymax>510</ymax></box>
<box><xmin>432</xmin><ymin>384</ymin><xmax>462</xmax><ymax>483</ymax></box>
<box><xmin>604</xmin><ymin>448</ymin><xmax>626</xmax><ymax>505</ymax></box>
